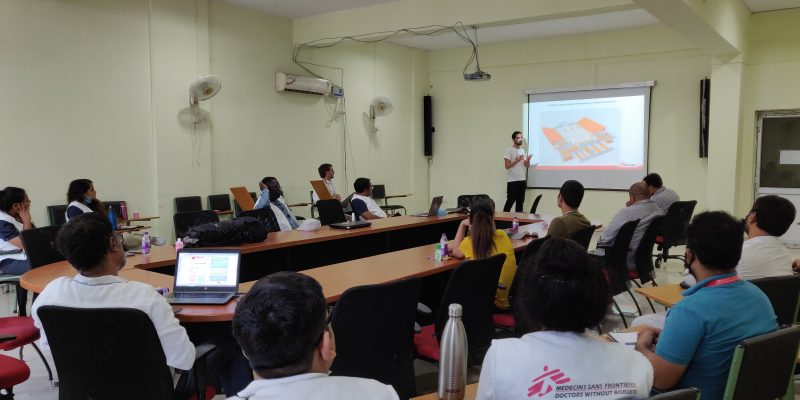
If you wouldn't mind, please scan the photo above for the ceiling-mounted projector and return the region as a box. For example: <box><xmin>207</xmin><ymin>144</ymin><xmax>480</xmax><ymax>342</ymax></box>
<box><xmin>464</xmin><ymin>70</ymin><xmax>491</xmax><ymax>81</ymax></box>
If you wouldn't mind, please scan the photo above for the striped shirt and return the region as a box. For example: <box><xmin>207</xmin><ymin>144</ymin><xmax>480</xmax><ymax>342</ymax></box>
<box><xmin>651</xmin><ymin>186</ymin><xmax>680</xmax><ymax>213</ymax></box>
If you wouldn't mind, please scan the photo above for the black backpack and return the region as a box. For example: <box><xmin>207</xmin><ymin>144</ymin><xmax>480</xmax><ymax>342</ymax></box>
<box><xmin>183</xmin><ymin>217</ymin><xmax>267</xmax><ymax>247</ymax></box>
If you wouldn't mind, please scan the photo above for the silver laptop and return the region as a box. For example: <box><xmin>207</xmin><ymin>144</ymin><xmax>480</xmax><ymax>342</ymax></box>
<box><xmin>165</xmin><ymin>249</ymin><xmax>240</xmax><ymax>305</ymax></box>
<box><xmin>410</xmin><ymin>196</ymin><xmax>444</xmax><ymax>217</ymax></box>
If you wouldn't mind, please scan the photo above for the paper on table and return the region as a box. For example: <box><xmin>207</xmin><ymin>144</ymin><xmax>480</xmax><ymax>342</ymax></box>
<box><xmin>609</xmin><ymin>332</ymin><xmax>638</xmax><ymax>348</ymax></box>
<box><xmin>508</xmin><ymin>222</ymin><xmax>547</xmax><ymax>240</ymax></box>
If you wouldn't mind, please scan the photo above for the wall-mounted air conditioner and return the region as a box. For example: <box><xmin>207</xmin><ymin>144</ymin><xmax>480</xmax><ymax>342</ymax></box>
<box><xmin>276</xmin><ymin>72</ymin><xmax>331</xmax><ymax>95</ymax></box>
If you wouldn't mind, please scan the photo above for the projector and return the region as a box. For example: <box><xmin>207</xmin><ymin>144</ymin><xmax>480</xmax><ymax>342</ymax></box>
<box><xmin>463</xmin><ymin>70</ymin><xmax>492</xmax><ymax>81</ymax></box>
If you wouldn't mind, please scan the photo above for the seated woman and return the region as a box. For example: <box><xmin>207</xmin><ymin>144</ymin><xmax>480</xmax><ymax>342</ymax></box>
<box><xmin>0</xmin><ymin>187</ymin><xmax>32</xmax><ymax>275</ymax></box>
<box><xmin>66</xmin><ymin>179</ymin><xmax>104</xmax><ymax>221</ymax></box>
<box><xmin>450</xmin><ymin>199</ymin><xmax>517</xmax><ymax>310</ymax></box>
<box><xmin>476</xmin><ymin>237</ymin><xmax>653</xmax><ymax>399</ymax></box>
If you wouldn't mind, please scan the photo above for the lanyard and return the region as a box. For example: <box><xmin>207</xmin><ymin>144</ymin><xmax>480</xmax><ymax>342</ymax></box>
<box><xmin>705</xmin><ymin>275</ymin><xmax>740</xmax><ymax>287</ymax></box>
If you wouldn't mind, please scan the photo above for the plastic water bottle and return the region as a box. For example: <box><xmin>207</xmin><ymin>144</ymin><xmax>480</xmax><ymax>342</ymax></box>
<box><xmin>119</xmin><ymin>201</ymin><xmax>128</xmax><ymax>221</ymax></box>
<box><xmin>108</xmin><ymin>206</ymin><xmax>117</xmax><ymax>230</ymax></box>
<box><xmin>435</xmin><ymin>244</ymin><xmax>442</xmax><ymax>261</ymax></box>
<box><xmin>512</xmin><ymin>216</ymin><xmax>519</xmax><ymax>233</ymax></box>
<box><xmin>174</xmin><ymin>238</ymin><xmax>184</xmax><ymax>252</ymax></box>
<box><xmin>438</xmin><ymin>303</ymin><xmax>467</xmax><ymax>400</ymax></box>
<box><xmin>141</xmin><ymin>232</ymin><xmax>151</xmax><ymax>255</ymax></box>
<box><xmin>440</xmin><ymin>234</ymin><xmax>448</xmax><ymax>257</ymax></box>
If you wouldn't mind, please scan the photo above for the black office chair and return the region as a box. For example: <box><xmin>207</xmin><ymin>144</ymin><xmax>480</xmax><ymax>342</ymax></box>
<box><xmin>207</xmin><ymin>194</ymin><xmax>232</xmax><ymax>213</ymax></box>
<box><xmin>46</xmin><ymin>205</ymin><xmax>68</xmax><ymax>226</ymax></box>
<box><xmin>330</xmin><ymin>278</ymin><xmax>422</xmax><ymax>400</ymax></box>
<box><xmin>569</xmin><ymin>225</ymin><xmax>596</xmax><ymax>251</ymax></box>
<box><xmin>234</xmin><ymin>192</ymin><xmax>257</xmax><ymax>218</ymax></box>
<box><xmin>173</xmin><ymin>210</ymin><xmax>219</xmax><ymax>239</ymax></box>
<box><xmin>37</xmin><ymin>306</ymin><xmax>216</xmax><ymax>400</ymax></box>
<box><xmin>238</xmin><ymin>208</ymin><xmax>280</xmax><ymax>233</ymax></box>
<box><xmin>749</xmin><ymin>275</ymin><xmax>800</xmax><ymax>328</ymax></box>
<box><xmin>414</xmin><ymin>254</ymin><xmax>505</xmax><ymax>365</ymax></box>
<box><xmin>316</xmin><ymin>199</ymin><xmax>347</xmax><ymax>226</ymax></box>
<box><xmin>17</xmin><ymin>226</ymin><xmax>64</xmax><ymax>316</ymax></box>
<box><xmin>721</xmin><ymin>326</ymin><xmax>800</xmax><ymax>400</ymax></box>
<box><xmin>629</xmin><ymin>216</ymin><xmax>664</xmax><ymax>313</ymax></box>
<box><xmin>371</xmin><ymin>184</ymin><xmax>406</xmax><ymax>216</ymax></box>
<box><xmin>654</xmin><ymin>200</ymin><xmax>697</xmax><ymax>267</ymax></box>
<box><xmin>596</xmin><ymin>219</ymin><xmax>640</xmax><ymax>328</ymax></box>
<box><xmin>340</xmin><ymin>192</ymin><xmax>355</xmax><ymax>215</ymax></box>
<box><xmin>175</xmin><ymin>196</ymin><xmax>203</xmax><ymax>213</ymax></box>
<box><xmin>529</xmin><ymin>194</ymin><xmax>542</xmax><ymax>214</ymax></box>
<box><xmin>493</xmin><ymin>236</ymin><xmax>551</xmax><ymax>335</ymax></box>
<box><xmin>456</xmin><ymin>194</ymin><xmax>490</xmax><ymax>209</ymax></box>
<box><xmin>309</xmin><ymin>191</ymin><xmax>317</xmax><ymax>218</ymax></box>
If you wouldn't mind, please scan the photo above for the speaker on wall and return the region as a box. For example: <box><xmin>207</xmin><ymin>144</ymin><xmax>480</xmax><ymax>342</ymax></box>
<box><xmin>699</xmin><ymin>78</ymin><xmax>710</xmax><ymax>158</ymax></box>
<box><xmin>423</xmin><ymin>95</ymin><xmax>434</xmax><ymax>156</ymax></box>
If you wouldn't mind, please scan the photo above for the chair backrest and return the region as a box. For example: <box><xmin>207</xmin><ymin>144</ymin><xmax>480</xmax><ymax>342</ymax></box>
<box><xmin>604</xmin><ymin>219</ymin><xmax>639</xmax><ymax>294</ymax></box>
<box><xmin>341</xmin><ymin>192</ymin><xmax>355</xmax><ymax>212</ymax></box>
<box><xmin>174</xmin><ymin>196</ymin><xmax>203</xmax><ymax>213</ymax></box>
<box><xmin>456</xmin><ymin>194</ymin><xmax>490</xmax><ymax>209</ymax></box>
<box><xmin>238</xmin><ymin>207</ymin><xmax>280</xmax><ymax>233</ymax></box>
<box><xmin>634</xmin><ymin>215</ymin><xmax>664</xmax><ymax>284</ymax></box>
<box><xmin>37</xmin><ymin>306</ymin><xmax>175</xmax><ymax>400</ymax></box>
<box><xmin>316</xmin><ymin>199</ymin><xmax>347</xmax><ymax>226</ymax></box>
<box><xmin>371</xmin><ymin>184</ymin><xmax>386</xmax><ymax>199</ymax></box>
<box><xmin>173</xmin><ymin>210</ymin><xmax>219</xmax><ymax>239</ymax></box>
<box><xmin>569</xmin><ymin>225</ymin><xmax>597</xmax><ymax>251</ymax></box>
<box><xmin>518</xmin><ymin>235</ymin><xmax>551</xmax><ymax>265</ymax></box>
<box><xmin>661</xmin><ymin>200</ymin><xmax>697</xmax><ymax>247</ymax></box>
<box><xmin>19</xmin><ymin>226</ymin><xmax>65</xmax><ymax>269</ymax></box>
<box><xmin>723</xmin><ymin>326</ymin><xmax>800</xmax><ymax>400</ymax></box>
<box><xmin>207</xmin><ymin>194</ymin><xmax>231</xmax><ymax>212</ymax></box>
<box><xmin>529</xmin><ymin>194</ymin><xmax>542</xmax><ymax>214</ymax></box>
<box><xmin>749</xmin><ymin>275</ymin><xmax>800</xmax><ymax>327</ymax></box>
<box><xmin>330</xmin><ymin>278</ymin><xmax>422</xmax><ymax>399</ymax></box>
<box><xmin>645</xmin><ymin>388</ymin><xmax>700</xmax><ymax>399</ymax></box>
<box><xmin>436</xmin><ymin>254</ymin><xmax>505</xmax><ymax>362</ymax></box>
<box><xmin>47</xmin><ymin>205</ymin><xmax>68</xmax><ymax>226</ymax></box>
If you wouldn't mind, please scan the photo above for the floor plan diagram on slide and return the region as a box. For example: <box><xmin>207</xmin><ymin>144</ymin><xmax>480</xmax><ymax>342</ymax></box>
<box><xmin>541</xmin><ymin>117</ymin><xmax>614</xmax><ymax>162</ymax></box>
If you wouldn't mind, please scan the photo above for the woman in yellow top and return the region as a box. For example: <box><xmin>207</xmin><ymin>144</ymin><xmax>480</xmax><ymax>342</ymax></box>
<box><xmin>450</xmin><ymin>199</ymin><xmax>517</xmax><ymax>310</ymax></box>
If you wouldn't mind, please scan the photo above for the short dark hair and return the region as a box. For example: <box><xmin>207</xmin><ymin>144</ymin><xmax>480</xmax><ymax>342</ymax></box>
<box><xmin>559</xmin><ymin>180</ymin><xmax>584</xmax><ymax>209</ymax></box>
<box><xmin>0</xmin><ymin>187</ymin><xmax>26</xmax><ymax>212</ymax></box>
<box><xmin>643</xmin><ymin>173</ymin><xmax>663</xmax><ymax>188</ymax></box>
<box><xmin>686</xmin><ymin>211</ymin><xmax>743</xmax><ymax>272</ymax></box>
<box><xmin>232</xmin><ymin>272</ymin><xmax>327</xmax><ymax>379</ymax></box>
<box><xmin>318</xmin><ymin>164</ymin><xmax>332</xmax><ymax>178</ymax></box>
<box><xmin>751</xmin><ymin>195</ymin><xmax>796</xmax><ymax>237</ymax></box>
<box><xmin>516</xmin><ymin>237</ymin><xmax>610</xmax><ymax>333</ymax></box>
<box><xmin>511</xmin><ymin>131</ymin><xmax>522</xmax><ymax>139</ymax></box>
<box><xmin>353</xmin><ymin>177</ymin><xmax>371</xmax><ymax>193</ymax></box>
<box><xmin>56</xmin><ymin>213</ymin><xmax>114</xmax><ymax>273</ymax></box>
<box><xmin>261</xmin><ymin>177</ymin><xmax>276</xmax><ymax>186</ymax></box>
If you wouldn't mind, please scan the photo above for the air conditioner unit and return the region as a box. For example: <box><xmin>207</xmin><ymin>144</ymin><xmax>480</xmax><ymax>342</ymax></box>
<box><xmin>276</xmin><ymin>72</ymin><xmax>331</xmax><ymax>95</ymax></box>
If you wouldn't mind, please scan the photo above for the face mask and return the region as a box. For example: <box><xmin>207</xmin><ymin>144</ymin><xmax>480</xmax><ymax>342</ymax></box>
<box><xmin>83</xmin><ymin>196</ymin><xmax>93</xmax><ymax>205</ymax></box>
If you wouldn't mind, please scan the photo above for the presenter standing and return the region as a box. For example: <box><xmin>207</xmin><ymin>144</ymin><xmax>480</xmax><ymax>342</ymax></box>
<box><xmin>503</xmin><ymin>131</ymin><xmax>532</xmax><ymax>212</ymax></box>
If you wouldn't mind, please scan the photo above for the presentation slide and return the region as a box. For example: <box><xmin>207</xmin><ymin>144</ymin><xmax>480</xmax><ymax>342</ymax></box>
<box><xmin>176</xmin><ymin>253</ymin><xmax>238</xmax><ymax>287</ymax></box>
<box><xmin>525</xmin><ymin>85</ymin><xmax>651</xmax><ymax>190</ymax></box>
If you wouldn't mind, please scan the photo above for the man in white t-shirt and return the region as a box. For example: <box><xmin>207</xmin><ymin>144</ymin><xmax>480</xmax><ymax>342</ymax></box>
<box><xmin>230</xmin><ymin>272</ymin><xmax>398</xmax><ymax>400</ymax></box>
<box><xmin>503</xmin><ymin>131</ymin><xmax>532</xmax><ymax>212</ymax></box>
<box><xmin>737</xmin><ymin>195</ymin><xmax>795</xmax><ymax>280</ymax></box>
<box><xmin>312</xmin><ymin>163</ymin><xmax>341</xmax><ymax>204</ymax></box>
<box><xmin>350</xmin><ymin>177</ymin><xmax>388</xmax><ymax>221</ymax></box>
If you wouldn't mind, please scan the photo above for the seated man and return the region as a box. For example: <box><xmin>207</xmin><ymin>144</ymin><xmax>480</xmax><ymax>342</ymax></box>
<box><xmin>546</xmin><ymin>180</ymin><xmax>592</xmax><ymax>239</ymax></box>
<box><xmin>643</xmin><ymin>173</ymin><xmax>679</xmax><ymax>213</ymax></box>
<box><xmin>635</xmin><ymin>211</ymin><xmax>777</xmax><ymax>399</ymax></box>
<box><xmin>32</xmin><ymin>213</ymin><xmax>195</xmax><ymax>370</ymax></box>
<box><xmin>593</xmin><ymin>182</ymin><xmax>662</xmax><ymax>269</ymax></box>
<box><xmin>350</xmin><ymin>177</ymin><xmax>387</xmax><ymax>221</ymax></box>
<box><xmin>230</xmin><ymin>272</ymin><xmax>399</xmax><ymax>400</ymax></box>
<box><xmin>311</xmin><ymin>163</ymin><xmax>342</xmax><ymax>203</ymax></box>
<box><xmin>254</xmin><ymin>177</ymin><xmax>299</xmax><ymax>231</ymax></box>
<box><xmin>737</xmin><ymin>194</ymin><xmax>795</xmax><ymax>280</ymax></box>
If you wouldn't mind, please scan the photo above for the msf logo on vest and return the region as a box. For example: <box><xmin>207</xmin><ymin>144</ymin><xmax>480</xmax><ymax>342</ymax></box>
<box><xmin>528</xmin><ymin>365</ymin><xmax>571</xmax><ymax>398</ymax></box>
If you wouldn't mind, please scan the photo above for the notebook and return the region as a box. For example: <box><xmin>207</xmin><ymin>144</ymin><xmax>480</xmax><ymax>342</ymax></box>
<box><xmin>165</xmin><ymin>249</ymin><xmax>240</xmax><ymax>305</ymax></box>
<box><xmin>310</xmin><ymin>180</ymin><xmax>333</xmax><ymax>201</ymax></box>
<box><xmin>410</xmin><ymin>196</ymin><xmax>444</xmax><ymax>217</ymax></box>
<box><xmin>230</xmin><ymin>186</ymin><xmax>255</xmax><ymax>212</ymax></box>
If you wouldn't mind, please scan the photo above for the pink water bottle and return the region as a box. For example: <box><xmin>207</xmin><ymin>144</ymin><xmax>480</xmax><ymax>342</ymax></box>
<box><xmin>119</xmin><ymin>201</ymin><xmax>128</xmax><ymax>220</ymax></box>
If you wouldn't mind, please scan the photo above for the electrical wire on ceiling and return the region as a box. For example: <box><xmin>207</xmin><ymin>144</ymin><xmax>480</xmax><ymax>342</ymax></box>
<box><xmin>292</xmin><ymin>22</ymin><xmax>481</xmax><ymax>80</ymax></box>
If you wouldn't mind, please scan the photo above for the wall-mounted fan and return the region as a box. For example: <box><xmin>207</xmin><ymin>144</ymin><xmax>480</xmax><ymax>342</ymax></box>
<box><xmin>370</xmin><ymin>96</ymin><xmax>394</xmax><ymax>120</ymax></box>
<box><xmin>190</xmin><ymin>75</ymin><xmax>221</xmax><ymax>124</ymax></box>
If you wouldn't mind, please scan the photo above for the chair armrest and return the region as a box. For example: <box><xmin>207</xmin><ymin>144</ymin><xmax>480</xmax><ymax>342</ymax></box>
<box><xmin>191</xmin><ymin>343</ymin><xmax>217</xmax><ymax>400</ymax></box>
<box><xmin>416</xmin><ymin>302</ymin><xmax>432</xmax><ymax>315</ymax></box>
<box><xmin>194</xmin><ymin>343</ymin><xmax>216</xmax><ymax>363</ymax></box>
<box><xmin>0</xmin><ymin>334</ymin><xmax>16</xmax><ymax>343</ymax></box>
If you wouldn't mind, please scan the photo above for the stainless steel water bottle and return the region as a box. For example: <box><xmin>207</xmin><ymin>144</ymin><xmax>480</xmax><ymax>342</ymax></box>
<box><xmin>438</xmin><ymin>303</ymin><xmax>467</xmax><ymax>400</ymax></box>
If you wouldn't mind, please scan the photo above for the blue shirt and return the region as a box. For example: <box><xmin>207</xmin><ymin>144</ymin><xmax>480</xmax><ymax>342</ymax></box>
<box><xmin>656</xmin><ymin>272</ymin><xmax>777</xmax><ymax>400</ymax></box>
<box><xmin>0</xmin><ymin>220</ymin><xmax>19</xmax><ymax>241</ymax></box>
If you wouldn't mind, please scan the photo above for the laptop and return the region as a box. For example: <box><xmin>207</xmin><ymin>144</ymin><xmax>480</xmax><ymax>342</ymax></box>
<box><xmin>410</xmin><ymin>196</ymin><xmax>444</xmax><ymax>217</ymax></box>
<box><xmin>165</xmin><ymin>249</ymin><xmax>240</xmax><ymax>305</ymax></box>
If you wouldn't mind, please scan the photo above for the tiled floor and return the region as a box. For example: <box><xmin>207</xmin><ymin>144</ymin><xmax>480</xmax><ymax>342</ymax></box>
<box><xmin>4</xmin><ymin>242</ymin><xmax>800</xmax><ymax>399</ymax></box>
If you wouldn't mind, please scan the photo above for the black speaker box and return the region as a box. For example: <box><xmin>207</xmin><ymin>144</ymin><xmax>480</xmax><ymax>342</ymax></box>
<box><xmin>424</xmin><ymin>95</ymin><xmax>434</xmax><ymax>156</ymax></box>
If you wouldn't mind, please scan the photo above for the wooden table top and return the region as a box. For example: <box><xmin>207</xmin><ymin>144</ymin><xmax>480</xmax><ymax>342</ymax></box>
<box><xmin>22</xmin><ymin>237</ymin><xmax>535</xmax><ymax>323</ymax></box>
<box><xmin>412</xmin><ymin>383</ymin><xmax>477</xmax><ymax>399</ymax></box>
<box><xmin>635</xmin><ymin>284</ymin><xmax>684</xmax><ymax>308</ymax></box>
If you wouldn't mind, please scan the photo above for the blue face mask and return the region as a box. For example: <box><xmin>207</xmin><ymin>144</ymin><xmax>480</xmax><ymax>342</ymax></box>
<box><xmin>83</xmin><ymin>196</ymin><xmax>93</xmax><ymax>205</ymax></box>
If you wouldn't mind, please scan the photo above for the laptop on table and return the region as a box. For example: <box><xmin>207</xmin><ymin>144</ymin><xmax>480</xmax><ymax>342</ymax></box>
<box><xmin>410</xmin><ymin>196</ymin><xmax>444</xmax><ymax>217</ymax></box>
<box><xmin>165</xmin><ymin>249</ymin><xmax>240</xmax><ymax>305</ymax></box>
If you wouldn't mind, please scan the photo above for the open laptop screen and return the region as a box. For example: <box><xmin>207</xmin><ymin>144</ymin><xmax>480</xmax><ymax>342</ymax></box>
<box><xmin>174</xmin><ymin>249</ymin><xmax>240</xmax><ymax>290</ymax></box>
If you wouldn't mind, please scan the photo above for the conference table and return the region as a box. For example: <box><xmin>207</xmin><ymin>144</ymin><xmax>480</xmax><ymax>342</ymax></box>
<box><xmin>22</xmin><ymin>212</ymin><xmax>542</xmax><ymax>323</ymax></box>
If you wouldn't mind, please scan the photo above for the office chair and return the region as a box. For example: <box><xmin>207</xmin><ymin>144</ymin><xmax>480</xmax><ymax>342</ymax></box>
<box><xmin>46</xmin><ymin>205</ymin><xmax>68</xmax><ymax>226</ymax></box>
<box><xmin>721</xmin><ymin>326</ymin><xmax>800</xmax><ymax>400</ymax></box>
<box><xmin>569</xmin><ymin>225</ymin><xmax>597</xmax><ymax>251</ymax></box>
<box><xmin>238</xmin><ymin>208</ymin><xmax>281</xmax><ymax>233</ymax></box>
<box><xmin>330</xmin><ymin>278</ymin><xmax>422</xmax><ymax>399</ymax></box>
<box><xmin>529</xmin><ymin>194</ymin><xmax>542</xmax><ymax>214</ymax></box>
<box><xmin>0</xmin><ymin>316</ymin><xmax>54</xmax><ymax>384</ymax></box>
<box><xmin>0</xmin><ymin>351</ymin><xmax>30</xmax><ymax>399</ymax></box>
<box><xmin>654</xmin><ymin>200</ymin><xmax>697</xmax><ymax>267</ymax></box>
<box><xmin>173</xmin><ymin>210</ymin><xmax>219</xmax><ymax>239</ymax></box>
<box><xmin>596</xmin><ymin>219</ymin><xmax>640</xmax><ymax>328</ymax></box>
<box><xmin>316</xmin><ymin>199</ymin><xmax>347</xmax><ymax>226</ymax></box>
<box><xmin>629</xmin><ymin>215</ymin><xmax>664</xmax><ymax>313</ymax></box>
<box><xmin>749</xmin><ymin>275</ymin><xmax>800</xmax><ymax>327</ymax></box>
<box><xmin>371</xmin><ymin>185</ymin><xmax>406</xmax><ymax>216</ymax></box>
<box><xmin>207</xmin><ymin>194</ymin><xmax>232</xmax><ymax>213</ymax></box>
<box><xmin>233</xmin><ymin>192</ymin><xmax>257</xmax><ymax>218</ymax></box>
<box><xmin>309</xmin><ymin>191</ymin><xmax>317</xmax><ymax>218</ymax></box>
<box><xmin>414</xmin><ymin>254</ymin><xmax>505</xmax><ymax>365</ymax></box>
<box><xmin>37</xmin><ymin>306</ymin><xmax>216</xmax><ymax>400</ymax></box>
<box><xmin>174</xmin><ymin>196</ymin><xmax>203</xmax><ymax>213</ymax></box>
<box><xmin>17</xmin><ymin>226</ymin><xmax>64</xmax><ymax>316</ymax></box>
<box><xmin>493</xmin><ymin>237</ymin><xmax>552</xmax><ymax>334</ymax></box>
<box><xmin>456</xmin><ymin>194</ymin><xmax>490</xmax><ymax>209</ymax></box>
